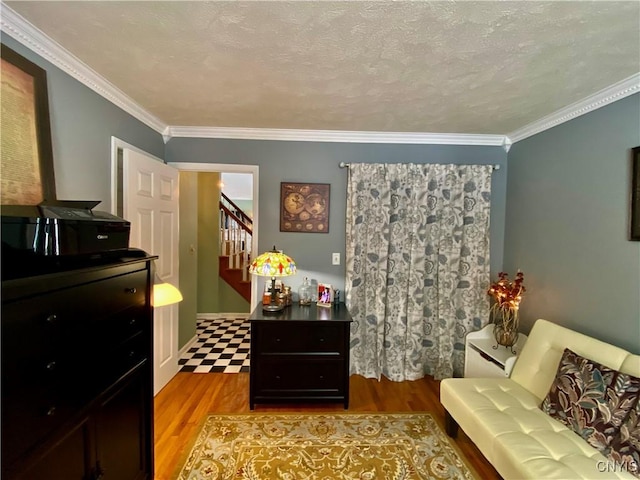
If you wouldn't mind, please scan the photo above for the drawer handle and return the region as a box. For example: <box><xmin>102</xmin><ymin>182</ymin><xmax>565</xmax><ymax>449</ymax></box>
<box><xmin>46</xmin><ymin>406</ymin><xmax>56</xmax><ymax>417</ymax></box>
<box><xmin>125</xmin><ymin>287</ymin><xmax>137</xmax><ymax>294</ymax></box>
<box><xmin>46</xmin><ymin>361</ymin><xmax>57</xmax><ymax>371</ymax></box>
<box><xmin>45</xmin><ymin>314</ymin><xmax>58</xmax><ymax>324</ymax></box>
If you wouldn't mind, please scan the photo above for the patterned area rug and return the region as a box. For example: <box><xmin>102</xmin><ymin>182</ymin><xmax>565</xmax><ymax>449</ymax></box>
<box><xmin>174</xmin><ymin>413</ymin><xmax>477</xmax><ymax>479</ymax></box>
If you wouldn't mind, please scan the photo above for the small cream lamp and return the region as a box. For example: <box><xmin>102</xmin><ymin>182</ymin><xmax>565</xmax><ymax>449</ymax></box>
<box><xmin>152</xmin><ymin>273</ymin><xmax>183</xmax><ymax>307</ymax></box>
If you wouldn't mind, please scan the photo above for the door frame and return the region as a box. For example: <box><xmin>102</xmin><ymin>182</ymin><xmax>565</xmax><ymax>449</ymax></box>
<box><xmin>110</xmin><ymin>137</ymin><xmax>165</xmax><ymax>215</ymax></box>
<box><xmin>168</xmin><ymin>162</ymin><xmax>259</xmax><ymax>312</ymax></box>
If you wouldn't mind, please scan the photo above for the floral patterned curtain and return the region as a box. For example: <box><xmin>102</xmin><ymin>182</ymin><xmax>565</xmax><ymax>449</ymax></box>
<box><xmin>345</xmin><ymin>163</ymin><xmax>493</xmax><ymax>380</ymax></box>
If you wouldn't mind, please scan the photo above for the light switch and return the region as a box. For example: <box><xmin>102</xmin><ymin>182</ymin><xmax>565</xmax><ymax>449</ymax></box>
<box><xmin>332</xmin><ymin>253</ymin><xmax>340</xmax><ymax>265</ymax></box>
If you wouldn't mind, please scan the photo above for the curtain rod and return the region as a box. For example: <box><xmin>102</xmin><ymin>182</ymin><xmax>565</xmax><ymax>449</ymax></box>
<box><xmin>339</xmin><ymin>162</ymin><xmax>500</xmax><ymax>170</ymax></box>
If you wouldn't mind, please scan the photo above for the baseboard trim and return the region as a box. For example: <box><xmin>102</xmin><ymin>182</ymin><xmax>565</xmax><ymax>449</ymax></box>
<box><xmin>178</xmin><ymin>335</ymin><xmax>198</xmax><ymax>357</ymax></box>
<box><xmin>197</xmin><ymin>312</ymin><xmax>250</xmax><ymax>320</ymax></box>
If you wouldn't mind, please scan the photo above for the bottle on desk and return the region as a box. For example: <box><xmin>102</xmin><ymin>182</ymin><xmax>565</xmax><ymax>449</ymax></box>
<box><xmin>298</xmin><ymin>277</ymin><xmax>313</xmax><ymax>305</ymax></box>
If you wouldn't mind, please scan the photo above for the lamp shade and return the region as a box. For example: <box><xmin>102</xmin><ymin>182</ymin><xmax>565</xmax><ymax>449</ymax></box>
<box><xmin>248</xmin><ymin>247</ymin><xmax>296</xmax><ymax>277</ymax></box>
<box><xmin>153</xmin><ymin>274</ymin><xmax>183</xmax><ymax>307</ymax></box>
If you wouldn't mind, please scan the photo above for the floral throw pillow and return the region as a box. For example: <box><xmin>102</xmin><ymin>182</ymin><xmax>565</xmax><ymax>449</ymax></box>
<box><xmin>606</xmin><ymin>398</ymin><xmax>640</xmax><ymax>478</ymax></box>
<box><xmin>540</xmin><ymin>348</ymin><xmax>640</xmax><ymax>452</ymax></box>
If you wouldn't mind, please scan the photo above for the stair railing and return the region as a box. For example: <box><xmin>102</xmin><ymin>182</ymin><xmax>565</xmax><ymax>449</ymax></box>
<box><xmin>219</xmin><ymin>198</ymin><xmax>252</xmax><ymax>282</ymax></box>
<box><xmin>220</xmin><ymin>192</ymin><xmax>252</xmax><ymax>228</ymax></box>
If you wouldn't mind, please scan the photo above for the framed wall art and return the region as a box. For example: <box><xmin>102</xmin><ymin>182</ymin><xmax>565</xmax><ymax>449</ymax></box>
<box><xmin>631</xmin><ymin>146</ymin><xmax>640</xmax><ymax>241</ymax></box>
<box><xmin>280</xmin><ymin>182</ymin><xmax>330</xmax><ymax>233</ymax></box>
<box><xmin>1</xmin><ymin>43</ymin><xmax>56</xmax><ymax>205</ymax></box>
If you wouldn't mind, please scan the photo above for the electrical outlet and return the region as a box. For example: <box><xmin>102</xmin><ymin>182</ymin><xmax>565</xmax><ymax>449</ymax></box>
<box><xmin>332</xmin><ymin>253</ymin><xmax>340</xmax><ymax>265</ymax></box>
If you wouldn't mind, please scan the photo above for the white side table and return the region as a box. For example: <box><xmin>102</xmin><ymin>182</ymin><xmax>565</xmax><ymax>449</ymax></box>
<box><xmin>464</xmin><ymin>324</ymin><xmax>528</xmax><ymax>378</ymax></box>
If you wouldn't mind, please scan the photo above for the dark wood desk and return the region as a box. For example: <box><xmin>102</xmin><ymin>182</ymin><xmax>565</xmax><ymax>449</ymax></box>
<box><xmin>249</xmin><ymin>303</ymin><xmax>352</xmax><ymax>409</ymax></box>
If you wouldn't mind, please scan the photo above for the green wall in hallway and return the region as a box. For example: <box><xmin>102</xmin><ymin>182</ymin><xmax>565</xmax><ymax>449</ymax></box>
<box><xmin>197</xmin><ymin>172</ymin><xmax>220</xmax><ymax>313</ymax></box>
<box><xmin>178</xmin><ymin>171</ymin><xmax>199</xmax><ymax>348</ymax></box>
<box><xmin>219</xmin><ymin>281</ymin><xmax>250</xmax><ymax>313</ymax></box>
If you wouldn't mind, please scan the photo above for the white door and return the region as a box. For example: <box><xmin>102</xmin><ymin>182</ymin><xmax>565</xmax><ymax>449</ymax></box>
<box><xmin>123</xmin><ymin>148</ymin><xmax>180</xmax><ymax>395</ymax></box>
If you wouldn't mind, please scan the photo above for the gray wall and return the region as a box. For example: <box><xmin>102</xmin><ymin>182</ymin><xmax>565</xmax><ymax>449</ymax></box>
<box><xmin>2</xmin><ymin>37</ymin><xmax>165</xmax><ymax>208</ymax></box>
<box><xmin>504</xmin><ymin>93</ymin><xmax>640</xmax><ymax>353</ymax></box>
<box><xmin>166</xmin><ymin>139</ymin><xmax>508</xmax><ymax>297</ymax></box>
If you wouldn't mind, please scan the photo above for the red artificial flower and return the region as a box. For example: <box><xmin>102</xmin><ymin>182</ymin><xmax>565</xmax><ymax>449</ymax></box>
<box><xmin>488</xmin><ymin>271</ymin><xmax>526</xmax><ymax>310</ymax></box>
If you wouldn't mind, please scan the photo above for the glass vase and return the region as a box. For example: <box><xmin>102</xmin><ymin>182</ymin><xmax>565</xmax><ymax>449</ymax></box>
<box><xmin>298</xmin><ymin>277</ymin><xmax>313</xmax><ymax>305</ymax></box>
<box><xmin>492</xmin><ymin>306</ymin><xmax>519</xmax><ymax>353</ymax></box>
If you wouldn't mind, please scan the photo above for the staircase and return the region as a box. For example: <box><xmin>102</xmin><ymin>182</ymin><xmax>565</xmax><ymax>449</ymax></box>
<box><xmin>219</xmin><ymin>192</ymin><xmax>252</xmax><ymax>302</ymax></box>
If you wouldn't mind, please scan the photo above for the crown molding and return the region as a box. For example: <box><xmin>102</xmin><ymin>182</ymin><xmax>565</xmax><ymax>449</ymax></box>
<box><xmin>508</xmin><ymin>73</ymin><xmax>640</xmax><ymax>144</ymax></box>
<box><xmin>167</xmin><ymin>126</ymin><xmax>511</xmax><ymax>148</ymax></box>
<box><xmin>0</xmin><ymin>4</ymin><xmax>167</xmax><ymax>135</ymax></box>
<box><xmin>0</xmin><ymin>5</ymin><xmax>508</xmax><ymax>149</ymax></box>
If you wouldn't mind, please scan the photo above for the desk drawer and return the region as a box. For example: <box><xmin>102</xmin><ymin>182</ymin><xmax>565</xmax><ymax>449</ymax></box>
<box><xmin>254</xmin><ymin>323</ymin><xmax>345</xmax><ymax>354</ymax></box>
<box><xmin>253</xmin><ymin>358</ymin><xmax>344</xmax><ymax>393</ymax></box>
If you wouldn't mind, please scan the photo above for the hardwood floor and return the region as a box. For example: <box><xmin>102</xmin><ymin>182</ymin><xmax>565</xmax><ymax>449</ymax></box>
<box><xmin>153</xmin><ymin>372</ymin><xmax>500</xmax><ymax>479</ymax></box>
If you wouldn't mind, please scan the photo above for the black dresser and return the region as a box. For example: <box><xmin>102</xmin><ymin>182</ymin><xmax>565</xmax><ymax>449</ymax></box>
<box><xmin>249</xmin><ymin>303</ymin><xmax>352</xmax><ymax>409</ymax></box>
<box><xmin>1</xmin><ymin>252</ymin><xmax>155</xmax><ymax>480</ymax></box>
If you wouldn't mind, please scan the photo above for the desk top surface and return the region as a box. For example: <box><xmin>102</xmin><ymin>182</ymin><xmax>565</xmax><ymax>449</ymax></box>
<box><xmin>249</xmin><ymin>302</ymin><xmax>353</xmax><ymax>322</ymax></box>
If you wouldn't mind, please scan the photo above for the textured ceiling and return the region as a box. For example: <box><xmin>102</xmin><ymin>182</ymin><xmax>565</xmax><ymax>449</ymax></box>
<box><xmin>4</xmin><ymin>1</ymin><xmax>640</xmax><ymax>135</ymax></box>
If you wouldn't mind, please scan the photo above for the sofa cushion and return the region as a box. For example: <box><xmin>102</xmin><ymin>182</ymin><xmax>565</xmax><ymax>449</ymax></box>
<box><xmin>541</xmin><ymin>348</ymin><xmax>640</xmax><ymax>453</ymax></box>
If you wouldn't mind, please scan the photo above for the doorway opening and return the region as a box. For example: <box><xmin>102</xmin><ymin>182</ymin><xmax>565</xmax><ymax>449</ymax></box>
<box><xmin>168</xmin><ymin>162</ymin><xmax>259</xmax><ymax>312</ymax></box>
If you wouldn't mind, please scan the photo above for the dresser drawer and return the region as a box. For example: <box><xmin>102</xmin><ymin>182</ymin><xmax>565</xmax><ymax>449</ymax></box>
<box><xmin>2</xmin><ymin>369</ymin><xmax>77</xmax><ymax>468</ymax></box>
<box><xmin>3</xmin><ymin>288</ymin><xmax>147</xmax><ymax>394</ymax></box>
<box><xmin>253</xmin><ymin>358</ymin><xmax>344</xmax><ymax>395</ymax></box>
<box><xmin>2</xmin><ymin>269</ymin><xmax>146</xmax><ymax>360</ymax></box>
<box><xmin>254</xmin><ymin>323</ymin><xmax>345</xmax><ymax>354</ymax></box>
<box><xmin>1</xmin><ymin>337</ymin><xmax>149</xmax><ymax>472</ymax></box>
<box><xmin>2</xmin><ymin>308</ymin><xmax>147</xmax><ymax>409</ymax></box>
<box><xmin>107</xmin><ymin>332</ymin><xmax>148</xmax><ymax>383</ymax></box>
<box><xmin>61</xmin><ymin>268</ymin><xmax>147</xmax><ymax>335</ymax></box>
<box><xmin>90</xmin><ymin>306</ymin><xmax>147</xmax><ymax>352</ymax></box>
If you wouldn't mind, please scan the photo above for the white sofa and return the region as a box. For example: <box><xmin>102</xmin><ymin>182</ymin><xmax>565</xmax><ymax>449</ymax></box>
<box><xmin>441</xmin><ymin>319</ymin><xmax>640</xmax><ymax>479</ymax></box>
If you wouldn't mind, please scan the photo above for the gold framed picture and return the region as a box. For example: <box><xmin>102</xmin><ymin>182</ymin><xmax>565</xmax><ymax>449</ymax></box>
<box><xmin>1</xmin><ymin>44</ymin><xmax>56</xmax><ymax>205</ymax></box>
<box><xmin>280</xmin><ymin>182</ymin><xmax>330</xmax><ymax>233</ymax></box>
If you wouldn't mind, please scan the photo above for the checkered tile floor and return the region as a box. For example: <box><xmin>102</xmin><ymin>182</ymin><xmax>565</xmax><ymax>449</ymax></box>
<box><xmin>179</xmin><ymin>317</ymin><xmax>250</xmax><ymax>373</ymax></box>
